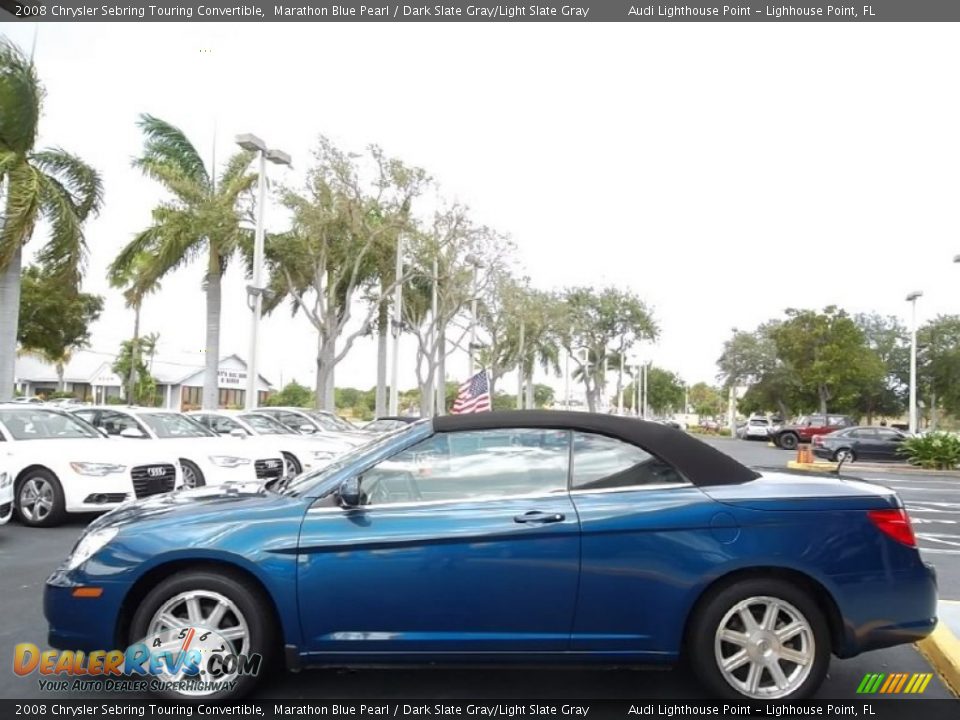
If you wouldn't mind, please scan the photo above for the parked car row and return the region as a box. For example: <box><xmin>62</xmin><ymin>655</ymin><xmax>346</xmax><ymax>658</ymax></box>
<box><xmin>0</xmin><ymin>403</ymin><xmax>397</xmax><ymax>528</ymax></box>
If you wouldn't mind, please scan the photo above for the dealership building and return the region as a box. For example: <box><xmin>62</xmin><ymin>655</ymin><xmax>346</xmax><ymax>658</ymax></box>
<box><xmin>13</xmin><ymin>350</ymin><xmax>274</xmax><ymax>410</ymax></box>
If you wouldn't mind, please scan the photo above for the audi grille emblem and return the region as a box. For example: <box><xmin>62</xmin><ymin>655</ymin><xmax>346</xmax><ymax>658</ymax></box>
<box><xmin>147</xmin><ymin>467</ymin><xmax>166</xmax><ymax>478</ymax></box>
<box><xmin>265</xmin><ymin>460</ymin><xmax>279</xmax><ymax>469</ymax></box>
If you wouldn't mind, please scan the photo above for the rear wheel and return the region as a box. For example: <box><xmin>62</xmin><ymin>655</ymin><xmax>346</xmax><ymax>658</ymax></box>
<box><xmin>833</xmin><ymin>448</ymin><xmax>856</xmax><ymax>463</ymax></box>
<box><xmin>688</xmin><ymin>578</ymin><xmax>830</xmax><ymax>700</ymax></box>
<box><xmin>129</xmin><ymin>569</ymin><xmax>274</xmax><ymax>700</ymax></box>
<box><xmin>16</xmin><ymin>469</ymin><xmax>67</xmax><ymax>527</ymax></box>
<box><xmin>779</xmin><ymin>433</ymin><xmax>799</xmax><ymax>450</ymax></box>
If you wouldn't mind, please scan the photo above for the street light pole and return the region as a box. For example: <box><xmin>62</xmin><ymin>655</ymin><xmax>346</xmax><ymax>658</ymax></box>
<box><xmin>389</xmin><ymin>235</ymin><xmax>404</xmax><ymax>416</ymax></box>
<box><xmin>516</xmin><ymin>319</ymin><xmax>525</xmax><ymax>409</ymax></box>
<box><xmin>430</xmin><ymin>253</ymin><xmax>438</xmax><ymax>416</ymax></box>
<box><xmin>906</xmin><ymin>290</ymin><xmax>923</xmax><ymax>434</ymax></box>
<box><xmin>235</xmin><ymin>134</ymin><xmax>290</xmax><ymax>411</ymax></box>
<box><xmin>617</xmin><ymin>351</ymin><xmax>625</xmax><ymax>415</ymax></box>
<box><xmin>469</xmin><ymin>263</ymin><xmax>479</xmax><ymax>377</ymax></box>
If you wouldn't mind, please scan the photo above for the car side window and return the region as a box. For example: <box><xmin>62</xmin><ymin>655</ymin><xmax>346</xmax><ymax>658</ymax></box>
<box><xmin>72</xmin><ymin>409</ymin><xmax>99</xmax><ymax>426</ymax></box>
<box><xmin>849</xmin><ymin>428</ymin><xmax>876</xmax><ymax>439</ymax></box>
<box><xmin>357</xmin><ymin>428</ymin><xmax>571</xmax><ymax>507</ymax></box>
<box><xmin>572</xmin><ymin>432</ymin><xmax>686</xmax><ymax>491</ymax></box>
<box><xmin>875</xmin><ymin>428</ymin><xmax>902</xmax><ymax>440</ymax></box>
<box><xmin>99</xmin><ymin>411</ymin><xmax>142</xmax><ymax>436</ymax></box>
<box><xmin>210</xmin><ymin>416</ymin><xmax>246</xmax><ymax>435</ymax></box>
<box><xmin>278</xmin><ymin>412</ymin><xmax>306</xmax><ymax>429</ymax></box>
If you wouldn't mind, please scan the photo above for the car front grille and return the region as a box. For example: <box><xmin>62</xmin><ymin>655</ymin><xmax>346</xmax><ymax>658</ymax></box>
<box><xmin>255</xmin><ymin>458</ymin><xmax>284</xmax><ymax>480</ymax></box>
<box><xmin>131</xmin><ymin>464</ymin><xmax>177</xmax><ymax>498</ymax></box>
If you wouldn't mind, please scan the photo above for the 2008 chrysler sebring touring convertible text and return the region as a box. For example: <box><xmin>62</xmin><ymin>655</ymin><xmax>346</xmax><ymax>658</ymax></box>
<box><xmin>44</xmin><ymin>411</ymin><xmax>937</xmax><ymax>700</ymax></box>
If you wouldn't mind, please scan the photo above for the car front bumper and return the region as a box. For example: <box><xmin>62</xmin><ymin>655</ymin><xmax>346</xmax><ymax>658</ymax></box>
<box><xmin>45</xmin><ymin>570</ymin><xmax>129</xmax><ymax>650</ymax></box>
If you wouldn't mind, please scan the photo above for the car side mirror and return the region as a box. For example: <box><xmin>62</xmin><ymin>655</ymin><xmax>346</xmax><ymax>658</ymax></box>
<box><xmin>300</xmin><ymin>424</ymin><xmax>317</xmax><ymax>434</ymax></box>
<box><xmin>229</xmin><ymin>429</ymin><xmax>247</xmax><ymax>438</ymax></box>
<box><xmin>119</xmin><ymin>427</ymin><xmax>146</xmax><ymax>439</ymax></box>
<box><xmin>338</xmin><ymin>477</ymin><xmax>363</xmax><ymax>508</ymax></box>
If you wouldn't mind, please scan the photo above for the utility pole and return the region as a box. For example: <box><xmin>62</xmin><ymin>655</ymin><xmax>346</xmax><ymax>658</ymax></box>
<box><xmin>906</xmin><ymin>291</ymin><xmax>923</xmax><ymax>434</ymax></box>
<box><xmin>516</xmin><ymin>320</ymin><xmax>525</xmax><ymax>409</ymax></box>
<box><xmin>617</xmin><ymin>351</ymin><xmax>625</xmax><ymax>415</ymax></box>
<box><xmin>389</xmin><ymin>235</ymin><xmax>404</xmax><ymax>416</ymax></box>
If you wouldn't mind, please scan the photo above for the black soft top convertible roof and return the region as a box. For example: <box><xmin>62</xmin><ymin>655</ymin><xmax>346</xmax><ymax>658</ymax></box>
<box><xmin>433</xmin><ymin>410</ymin><xmax>760</xmax><ymax>487</ymax></box>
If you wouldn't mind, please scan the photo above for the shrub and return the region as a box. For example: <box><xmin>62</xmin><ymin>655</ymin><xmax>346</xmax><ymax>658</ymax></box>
<box><xmin>898</xmin><ymin>432</ymin><xmax>960</xmax><ymax>470</ymax></box>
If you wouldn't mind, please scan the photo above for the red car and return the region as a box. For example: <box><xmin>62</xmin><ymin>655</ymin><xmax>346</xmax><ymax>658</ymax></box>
<box><xmin>769</xmin><ymin>414</ymin><xmax>856</xmax><ymax>450</ymax></box>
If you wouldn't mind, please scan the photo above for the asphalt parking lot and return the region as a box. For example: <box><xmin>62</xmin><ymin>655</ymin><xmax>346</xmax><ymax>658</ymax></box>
<box><xmin>0</xmin><ymin>437</ymin><xmax>955</xmax><ymax>700</ymax></box>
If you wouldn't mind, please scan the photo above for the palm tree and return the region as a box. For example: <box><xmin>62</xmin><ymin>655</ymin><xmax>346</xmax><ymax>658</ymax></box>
<box><xmin>112</xmin><ymin>114</ymin><xmax>255</xmax><ymax>409</ymax></box>
<box><xmin>107</xmin><ymin>249</ymin><xmax>161</xmax><ymax>403</ymax></box>
<box><xmin>0</xmin><ymin>39</ymin><xmax>103</xmax><ymax>401</ymax></box>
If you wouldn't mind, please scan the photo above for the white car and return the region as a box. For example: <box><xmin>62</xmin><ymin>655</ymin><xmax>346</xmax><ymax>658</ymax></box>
<box><xmin>744</xmin><ymin>417</ymin><xmax>771</xmax><ymax>440</ymax></box>
<box><xmin>255</xmin><ymin>407</ymin><xmax>370</xmax><ymax>446</ymax></box>
<box><xmin>0</xmin><ymin>404</ymin><xmax>182</xmax><ymax>527</ymax></box>
<box><xmin>0</xmin><ymin>460</ymin><xmax>12</xmax><ymax>526</ymax></box>
<box><xmin>70</xmin><ymin>406</ymin><xmax>287</xmax><ymax>489</ymax></box>
<box><xmin>187</xmin><ymin>410</ymin><xmax>352</xmax><ymax>475</ymax></box>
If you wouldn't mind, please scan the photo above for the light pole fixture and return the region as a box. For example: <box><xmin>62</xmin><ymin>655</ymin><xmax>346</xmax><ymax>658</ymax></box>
<box><xmin>236</xmin><ymin>133</ymin><xmax>291</xmax><ymax>411</ymax></box>
<box><xmin>465</xmin><ymin>254</ymin><xmax>484</xmax><ymax>377</ymax></box>
<box><xmin>906</xmin><ymin>291</ymin><xmax>923</xmax><ymax>434</ymax></box>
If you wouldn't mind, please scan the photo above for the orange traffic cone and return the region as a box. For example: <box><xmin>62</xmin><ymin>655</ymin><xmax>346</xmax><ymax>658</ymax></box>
<box><xmin>796</xmin><ymin>445</ymin><xmax>811</xmax><ymax>464</ymax></box>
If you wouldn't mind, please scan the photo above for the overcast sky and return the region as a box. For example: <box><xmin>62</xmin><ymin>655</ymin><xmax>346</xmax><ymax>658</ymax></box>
<box><xmin>5</xmin><ymin>22</ymin><xmax>960</xmax><ymax>399</ymax></box>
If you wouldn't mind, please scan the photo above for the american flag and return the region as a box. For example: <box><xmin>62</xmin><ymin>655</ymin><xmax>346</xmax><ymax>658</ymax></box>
<box><xmin>451</xmin><ymin>370</ymin><xmax>492</xmax><ymax>414</ymax></box>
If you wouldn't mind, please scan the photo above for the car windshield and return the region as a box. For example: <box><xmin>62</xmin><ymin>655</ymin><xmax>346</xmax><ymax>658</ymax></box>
<box><xmin>0</xmin><ymin>408</ymin><xmax>102</xmax><ymax>440</ymax></box>
<box><xmin>307</xmin><ymin>411</ymin><xmax>354</xmax><ymax>432</ymax></box>
<box><xmin>281</xmin><ymin>421</ymin><xmax>426</xmax><ymax>496</ymax></box>
<box><xmin>240</xmin><ymin>413</ymin><xmax>291</xmax><ymax>435</ymax></box>
<box><xmin>749</xmin><ymin>419</ymin><xmax>768</xmax><ymax>426</ymax></box>
<box><xmin>139</xmin><ymin>413</ymin><xmax>215</xmax><ymax>438</ymax></box>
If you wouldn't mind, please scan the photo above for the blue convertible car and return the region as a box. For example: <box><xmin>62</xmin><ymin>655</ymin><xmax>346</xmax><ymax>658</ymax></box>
<box><xmin>45</xmin><ymin>411</ymin><xmax>937</xmax><ymax>700</ymax></box>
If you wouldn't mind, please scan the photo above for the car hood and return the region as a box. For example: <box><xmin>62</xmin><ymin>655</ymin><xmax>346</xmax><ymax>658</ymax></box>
<box><xmin>700</xmin><ymin>469</ymin><xmax>900</xmax><ymax>512</ymax></box>
<box><xmin>86</xmin><ymin>481</ymin><xmax>299</xmax><ymax>531</ymax></box>
<box><xmin>2</xmin><ymin>437</ymin><xmax>174</xmax><ymax>465</ymax></box>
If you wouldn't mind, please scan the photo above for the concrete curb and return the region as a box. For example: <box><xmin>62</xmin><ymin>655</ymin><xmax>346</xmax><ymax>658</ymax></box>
<box><xmin>916</xmin><ymin>623</ymin><xmax>960</xmax><ymax>697</ymax></box>
<box><xmin>784</xmin><ymin>460</ymin><xmax>960</xmax><ymax>477</ymax></box>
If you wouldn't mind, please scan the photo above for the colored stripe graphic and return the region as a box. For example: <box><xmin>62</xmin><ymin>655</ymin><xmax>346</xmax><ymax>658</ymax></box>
<box><xmin>857</xmin><ymin>672</ymin><xmax>931</xmax><ymax>694</ymax></box>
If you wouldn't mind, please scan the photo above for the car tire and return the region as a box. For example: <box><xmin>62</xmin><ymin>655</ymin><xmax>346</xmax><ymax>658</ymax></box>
<box><xmin>180</xmin><ymin>459</ymin><xmax>205</xmax><ymax>489</ymax></box>
<box><xmin>779</xmin><ymin>434</ymin><xmax>799</xmax><ymax>451</ymax></box>
<box><xmin>688</xmin><ymin>578</ymin><xmax>830</xmax><ymax>700</ymax></box>
<box><xmin>281</xmin><ymin>451</ymin><xmax>302</xmax><ymax>476</ymax></box>
<box><xmin>833</xmin><ymin>448</ymin><xmax>856</xmax><ymax>463</ymax></box>
<box><xmin>15</xmin><ymin>468</ymin><xmax>67</xmax><ymax>527</ymax></box>
<box><xmin>129</xmin><ymin>569</ymin><xmax>275</xmax><ymax>700</ymax></box>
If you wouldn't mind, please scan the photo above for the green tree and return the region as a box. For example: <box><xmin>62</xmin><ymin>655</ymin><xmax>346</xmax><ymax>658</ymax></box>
<box><xmin>853</xmin><ymin>313</ymin><xmax>909</xmax><ymax>423</ymax></box>
<box><xmin>111</xmin><ymin>114</ymin><xmax>256</xmax><ymax>410</ymax></box>
<box><xmin>557</xmin><ymin>287</ymin><xmax>658</xmax><ymax>412</ymax></box>
<box><xmin>265</xmin><ymin>380</ymin><xmax>314</xmax><ymax>408</ymax></box>
<box><xmin>622</xmin><ymin>367</ymin><xmax>684</xmax><ymax>415</ymax></box>
<box><xmin>688</xmin><ymin>382</ymin><xmax>724</xmax><ymax>418</ymax></box>
<box><xmin>532</xmin><ymin>383</ymin><xmax>555</xmax><ymax>408</ymax></box>
<box><xmin>769</xmin><ymin>306</ymin><xmax>882</xmax><ymax>416</ymax></box>
<box><xmin>17</xmin><ymin>264</ymin><xmax>104</xmax><ymax>390</ymax></box>
<box><xmin>917</xmin><ymin>315</ymin><xmax>960</xmax><ymax>425</ymax></box>
<box><xmin>111</xmin><ymin>333</ymin><xmax>159</xmax><ymax>405</ymax></box>
<box><xmin>264</xmin><ymin>137</ymin><xmax>426</xmax><ymax>410</ymax></box>
<box><xmin>0</xmin><ymin>39</ymin><xmax>104</xmax><ymax>401</ymax></box>
<box><xmin>108</xmin><ymin>251</ymin><xmax>161</xmax><ymax>403</ymax></box>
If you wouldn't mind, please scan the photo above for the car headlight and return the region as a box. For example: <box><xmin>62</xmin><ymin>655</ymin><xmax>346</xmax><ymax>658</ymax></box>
<box><xmin>0</xmin><ymin>471</ymin><xmax>10</xmax><ymax>489</ymax></box>
<box><xmin>69</xmin><ymin>462</ymin><xmax>127</xmax><ymax>477</ymax></box>
<box><xmin>66</xmin><ymin>527</ymin><xmax>119</xmax><ymax>571</ymax></box>
<box><xmin>208</xmin><ymin>455</ymin><xmax>251</xmax><ymax>468</ymax></box>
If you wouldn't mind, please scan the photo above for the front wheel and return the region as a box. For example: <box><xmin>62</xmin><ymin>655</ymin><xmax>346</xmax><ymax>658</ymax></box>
<box><xmin>16</xmin><ymin>469</ymin><xmax>67</xmax><ymax>527</ymax></box>
<box><xmin>281</xmin><ymin>451</ymin><xmax>302</xmax><ymax>476</ymax></box>
<box><xmin>129</xmin><ymin>570</ymin><xmax>274</xmax><ymax>700</ymax></box>
<box><xmin>688</xmin><ymin>578</ymin><xmax>830</xmax><ymax>700</ymax></box>
<box><xmin>180</xmin><ymin>459</ymin><xmax>205</xmax><ymax>489</ymax></box>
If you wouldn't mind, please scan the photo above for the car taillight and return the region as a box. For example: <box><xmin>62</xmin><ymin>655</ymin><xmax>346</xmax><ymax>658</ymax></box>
<box><xmin>867</xmin><ymin>508</ymin><xmax>916</xmax><ymax>547</ymax></box>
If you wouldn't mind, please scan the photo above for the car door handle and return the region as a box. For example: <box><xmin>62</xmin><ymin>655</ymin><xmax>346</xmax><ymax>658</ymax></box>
<box><xmin>514</xmin><ymin>511</ymin><xmax>565</xmax><ymax>524</ymax></box>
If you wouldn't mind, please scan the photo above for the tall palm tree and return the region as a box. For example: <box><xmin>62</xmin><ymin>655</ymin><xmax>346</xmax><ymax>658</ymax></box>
<box><xmin>0</xmin><ymin>39</ymin><xmax>103</xmax><ymax>401</ymax></box>
<box><xmin>107</xmin><ymin>249</ymin><xmax>161</xmax><ymax>403</ymax></box>
<box><xmin>112</xmin><ymin>115</ymin><xmax>255</xmax><ymax>409</ymax></box>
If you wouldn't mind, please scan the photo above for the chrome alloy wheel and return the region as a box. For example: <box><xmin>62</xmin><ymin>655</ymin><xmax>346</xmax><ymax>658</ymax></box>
<box><xmin>146</xmin><ymin>590</ymin><xmax>250</xmax><ymax>695</ymax></box>
<box><xmin>19</xmin><ymin>477</ymin><xmax>54</xmax><ymax>523</ymax></box>
<box><xmin>714</xmin><ymin>595</ymin><xmax>815</xmax><ymax>699</ymax></box>
<box><xmin>181</xmin><ymin>463</ymin><xmax>201</xmax><ymax>489</ymax></box>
